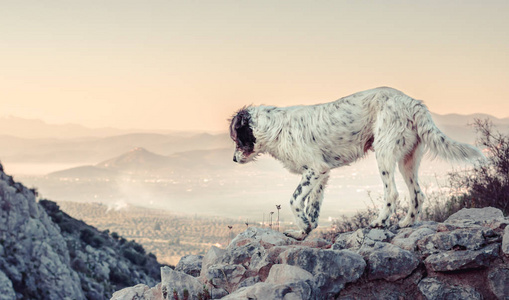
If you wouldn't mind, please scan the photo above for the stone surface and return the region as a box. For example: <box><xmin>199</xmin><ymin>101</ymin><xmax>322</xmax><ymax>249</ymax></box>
<box><xmin>265</xmin><ymin>264</ymin><xmax>314</xmax><ymax>285</ymax></box>
<box><xmin>418</xmin><ymin>278</ymin><xmax>482</xmax><ymax>300</ymax></box>
<box><xmin>392</xmin><ymin>227</ymin><xmax>436</xmax><ymax>251</ymax></box>
<box><xmin>111</xmin><ymin>284</ymin><xmax>163</xmax><ymax>300</ymax></box>
<box><xmin>487</xmin><ymin>267</ymin><xmax>509</xmax><ymax>300</ymax></box>
<box><xmin>200</xmin><ymin>246</ymin><xmax>226</xmax><ymax>278</ymax></box>
<box><xmin>281</xmin><ymin>247</ymin><xmax>365</xmax><ymax>295</ymax></box>
<box><xmin>502</xmin><ymin>225</ymin><xmax>509</xmax><ymax>256</ymax></box>
<box><xmin>115</xmin><ymin>206</ymin><xmax>509</xmax><ymax>300</ymax></box>
<box><xmin>0</xmin><ymin>270</ymin><xmax>15</xmax><ymax>300</ymax></box>
<box><xmin>445</xmin><ymin>207</ymin><xmax>505</xmax><ymax>226</ymax></box>
<box><xmin>175</xmin><ymin>255</ymin><xmax>203</xmax><ymax>277</ymax></box>
<box><xmin>161</xmin><ymin>266</ymin><xmax>205</xmax><ymax>300</ymax></box>
<box><xmin>424</xmin><ymin>243</ymin><xmax>499</xmax><ymax>272</ymax></box>
<box><xmin>359</xmin><ymin>242</ymin><xmax>419</xmax><ymax>281</ymax></box>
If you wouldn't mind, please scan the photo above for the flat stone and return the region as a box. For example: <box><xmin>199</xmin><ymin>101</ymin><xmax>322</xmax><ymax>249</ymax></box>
<box><xmin>424</xmin><ymin>244</ymin><xmax>499</xmax><ymax>272</ymax></box>
<box><xmin>418</xmin><ymin>278</ymin><xmax>482</xmax><ymax>300</ymax></box>
<box><xmin>445</xmin><ymin>207</ymin><xmax>504</xmax><ymax>227</ymax></box>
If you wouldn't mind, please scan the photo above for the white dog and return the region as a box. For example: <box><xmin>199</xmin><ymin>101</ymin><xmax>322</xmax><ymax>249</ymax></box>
<box><xmin>229</xmin><ymin>87</ymin><xmax>484</xmax><ymax>240</ymax></box>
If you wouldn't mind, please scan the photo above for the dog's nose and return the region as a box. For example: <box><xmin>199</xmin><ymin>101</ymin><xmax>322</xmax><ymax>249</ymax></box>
<box><xmin>233</xmin><ymin>155</ymin><xmax>238</xmax><ymax>162</ymax></box>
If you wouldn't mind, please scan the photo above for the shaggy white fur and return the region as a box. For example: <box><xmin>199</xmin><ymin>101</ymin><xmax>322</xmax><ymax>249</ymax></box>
<box><xmin>230</xmin><ymin>87</ymin><xmax>485</xmax><ymax>240</ymax></box>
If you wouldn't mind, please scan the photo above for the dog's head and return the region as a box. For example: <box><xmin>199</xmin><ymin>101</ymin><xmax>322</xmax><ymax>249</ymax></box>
<box><xmin>229</xmin><ymin>108</ymin><xmax>258</xmax><ymax>164</ymax></box>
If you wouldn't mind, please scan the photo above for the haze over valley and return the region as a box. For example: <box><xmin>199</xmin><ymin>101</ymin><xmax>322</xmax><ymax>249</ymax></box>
<box><xmin>3</xmin><ymin>113</ymin><xmax>508</xmax><ymax>225</ymax></box>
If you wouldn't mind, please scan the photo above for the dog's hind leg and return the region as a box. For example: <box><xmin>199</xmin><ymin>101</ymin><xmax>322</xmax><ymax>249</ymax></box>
<box><xmin>370</xmin><ymin>149</ymin><xmax>400</xmax><ymax>228</ymax></box>
<box><xmin>284</xmin><ymin>168</ymin><xmax>329</xmax><ymax>240</ymax></box>
<box><xmin>398</xmin><ymin>143</ymin><xmax>425</xmax><ymax>227</ymax></box>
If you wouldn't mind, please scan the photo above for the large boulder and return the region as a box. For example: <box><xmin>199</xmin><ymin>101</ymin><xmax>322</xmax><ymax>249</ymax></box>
<box><xmin>175</xmin><ymin>255</ymin><xmax>203</xmax><ymax>277</ymax></box>
<box><xmin>280</xmin><ymin>247</ymin><xmax>365</xmax><ymax>295</ymax></box>
<box><xmin>358</xmin><ymin>242</ymin><xmax>419</xmax><ymax>281</ymax></box>
<box><xmin>424</xmin><ymin>244</ymin><xmax>499</xmax><ymax>272</ymax></box>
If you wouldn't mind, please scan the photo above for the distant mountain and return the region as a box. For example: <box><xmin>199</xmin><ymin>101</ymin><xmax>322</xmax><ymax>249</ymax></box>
<box><xmin>0</xmin><ymin>132</ymin><xmax>232</xmax><ymax>165</ymax></box>
<box><xmin>49</xmin><ymin>147</ymin><xmax>236</xmax><ymax>178</ymax></box>
<box><xmin>0</xmin><ymin>116</ymin><xmax>205</xmax><ymax>139</ymax></box>
<box><xmin>96</xmin><ymin>147</ymin><xmax>171</xmax><ymax>173</ymax></box>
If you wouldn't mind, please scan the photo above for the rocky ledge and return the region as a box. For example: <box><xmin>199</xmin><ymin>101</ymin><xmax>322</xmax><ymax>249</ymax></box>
<box><xmin>113</xmin><ymin>207</ymin><xmax>509</xmax><ymax>300</ymax></box>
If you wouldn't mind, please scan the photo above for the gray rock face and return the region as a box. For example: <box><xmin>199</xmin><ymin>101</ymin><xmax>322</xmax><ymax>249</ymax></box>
<box><xmin>0</xmin><ymin>172</ymin><xmax>84</xmax><ymax>300</ymax></box>
<box><xmin>359</xmin><ymin>242</ymin><xmax>419</xmax><ymax>281</ymax></box>
<box><xmin>0</xmin><ymin>270</ymin><xmax>15</xmax><ymax>300</ymax></box>
<box><xmin>0</xmin><ymin>163</ymin><xmax>161</xmax><ymax>300</ymax></box>
<box><xmin>445</xmin><ymin>207</ymin><xmax>505</xmax><ymax>226</ymax></box>
<box><xmin>502</xmin><ymin>225</ymin><xmax>509</xmax><ymax>256</ymax></box>
<box><xmin>424</xmin><ymin>244</ymin><xmax>499</xmax><ymax>272</ymax></box>
<box><xmin>281</xmin><ymin>247</ymin><xmax>366</xmax><ymax>295</ymax></box>
<box><xmin>161</xmin><ymin>267</ymin><xmax>205</xmax><ymax>300</ymax></box>
<box><xmin>116</xmin><ymin>206</ymin><xmax>509</xmax><ymax>300</ymax></box>
<box><xmin>488</xmin><ymin>267</ymin><xmax>509</xmax><ymax>300</ymax></box>
<box><xmin>175</xmin><ymin>255</ymin><xmax>203</xmax><ymax>277</ymax></box>
<box><xmin>418</xmin><ymin>278</ymin><xmax>482</xmax><ymax>300</ymax></box>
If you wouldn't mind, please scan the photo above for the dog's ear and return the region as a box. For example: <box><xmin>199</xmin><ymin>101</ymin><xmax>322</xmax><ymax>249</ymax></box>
<box><xmin>229</xmin><ymin>114</ymin><xmax>239</xmax><ymax>140</ymax></box>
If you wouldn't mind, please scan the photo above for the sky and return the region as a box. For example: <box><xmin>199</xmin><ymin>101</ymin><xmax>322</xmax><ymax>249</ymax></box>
<box><xmin>1</xmin><ymin>1</ymin><xmax>508</xmax><ymax>132</ymax></box>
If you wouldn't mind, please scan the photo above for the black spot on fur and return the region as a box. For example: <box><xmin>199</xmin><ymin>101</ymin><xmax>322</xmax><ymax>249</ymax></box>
<box><xmin>382</xmin><ymin>171</ymin><xmax>386</xmax><ymax>176</ymax></box>
<box><xmin>387</xmin><ymin>203</ymin><xmax>391</xmax><ymax>207</ymax></box>
<box><xmin>302</xmin><ymin>181</ymin><xmax>310</xmax><ymax>187</ymax></box>
<box><xmin>296</xmin><ymin>208</ymin><xmax>300</xmax><ymax>212</ymax></box>
<box><xmin>385</xmin><ymin>184</ymin><xmax>388</xmax><ymax>188</ymax></box>
<box><xmin>303</xmin><ymin>165</ymin><xmax>308</xmax><ymax>170</ymax></box>
<box><xmin>411</xmin><ymin>213</ymin><xmax>415</xmax><ymax>218</ymax></box>
<box><xmin>410</xmin><ymin>178</ymin><xmax>413</xmax><ymax>184</ymax></box>
<box><xmin>441</xmin><ymin>136</ymin><xmax>445</xmax><ymax>142</ymax></box>
<box><xmin>293</xmin><ymin>185</ymin><xmax>302</xmax><ymax>198</ymax></box>
<box><xmin>396</xmin><ymin>139</ymin><xmax>400</xmax><ymax>145</ymax></box>
<box><xmin>351</xmin><ymin>131</ymin><xmax>360</xmax><ymax>136</ymax></box>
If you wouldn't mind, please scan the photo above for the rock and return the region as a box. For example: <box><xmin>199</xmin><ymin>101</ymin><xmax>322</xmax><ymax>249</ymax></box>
<box><xmin>392</xmin><ymin>227</ymin><xmax>436</xmax><ymax>251</ymax></box>
<box><xmin>110</xmin><ymin>284</ymin><xmax>162</xmax><ymax>300</ymax></box>
<box><xmin>280</xmin><ymin>247</ymin><xmax>365</xmax><ymax>295</ymax></box>
<box><xmin>161</xmin><ymin>266</ymin><xmax>205</xmax><ymax>300</ymax></box>
<box><xmin>200</xmin><ymin>246</ymin><xmax>226</xmax><ymax>278</ymax></box>
<box><xmin>222</xmin><ymin>281</ymin><xmax>314</xmax><ymax>300</ymax></box>
<box><xmin>175</xmin><ymin>255</ymin><xmax>203</xmax><ymax>277</ymax></box>
<box><xmin>359</xmin><ymin>242</ymin><xmax>420</xmax><ymax>281</ymax></box>
<box><xmin>418</xmin><ymin>278</ymin><xmax>482</xmax><ymax>300</ymax></box>
<box><xmin>502</xmin><ymin>225</ymin><xmax>509</xmax><ymax>256</ymax></box>
<box><xmin>205</xmin><ymin>264</ymin><xmax>246</xmax><ymax>291</ymax></box>
<box><xmin>265</xmin><ymin>264</ymin><xmax>314</xmax><ymax>285</ymax></box>
<box><xmin>488</xmin><ymin>267</ymin><xmax>509</xmax><ymax>299</ymax></box>
<box><xmin>417</xmin><ymin>228</ymin><xmax>491</xmax><ymax>253</ymax></box>
<box><xmin>445</xmin><ymin>207</ymin><xmax>505</xmax><ymax>227</ymax></box>
<box><xmin>424</xmin><ymin>244</ymin><xmax>499</xmax><ymax>272</ymax></box>
<box><xmin>0</xmin><ymin>270</ymin><xmax>15</xmax><ymax>300</ymax></box>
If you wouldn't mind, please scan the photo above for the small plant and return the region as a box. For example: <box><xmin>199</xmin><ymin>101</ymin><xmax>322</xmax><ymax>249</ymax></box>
<box><xmin>275</xmin><ymin>205</ymin><xmax>281</xmax><ymax>231</ymax></box>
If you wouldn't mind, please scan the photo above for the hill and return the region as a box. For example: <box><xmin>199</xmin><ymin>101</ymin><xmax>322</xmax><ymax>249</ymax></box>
<box><xmin>0</xmin><ymin>163</ymin><xmax>163</xmax><ymax>299</ymax></box>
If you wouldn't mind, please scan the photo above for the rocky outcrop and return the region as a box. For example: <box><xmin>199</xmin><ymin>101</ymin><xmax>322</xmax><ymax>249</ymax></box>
<box><xmin>114</xmin><ymin>206</ymin><xmax>509</xmax><ymax>299</ymax></box>
<box><xmin>0</xmin><ymin>163</ymin><xmax>161</xmax><ymax>299</ymax></box>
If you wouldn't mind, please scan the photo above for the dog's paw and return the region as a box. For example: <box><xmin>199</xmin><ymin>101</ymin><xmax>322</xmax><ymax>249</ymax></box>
<box><xmin>284</xmin><ymin>230</ymin><xmax>308</xmax><ymax>241</ymax></box>
<box><xmin>398</xmin><ymin>217</ymin><xmax>415</xmax><ymax>228</ymax></box>
<box><xmin>369</xmin><ymin>219</ymin><xmax>389</xmax><ymax>228</ymax></box>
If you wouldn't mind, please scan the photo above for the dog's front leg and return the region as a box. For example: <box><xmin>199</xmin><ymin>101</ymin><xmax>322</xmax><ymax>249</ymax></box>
<box><xmin>284</xmin><ymin>168</ymin><xmax>328</xmax><ymax>241</ymax></box>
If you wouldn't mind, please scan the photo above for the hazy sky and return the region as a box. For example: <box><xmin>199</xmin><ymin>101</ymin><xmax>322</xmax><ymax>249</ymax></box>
<box><xmin>2</xmin><ymin>1</ymin><xmax>508</xmax><ymax>132</ymax></box>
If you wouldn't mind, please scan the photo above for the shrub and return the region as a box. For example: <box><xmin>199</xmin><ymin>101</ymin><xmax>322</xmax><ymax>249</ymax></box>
<box><xmin>449</xmin><ymin>119</ymin><xmax>509</xmax><ymax>215</ymax></box>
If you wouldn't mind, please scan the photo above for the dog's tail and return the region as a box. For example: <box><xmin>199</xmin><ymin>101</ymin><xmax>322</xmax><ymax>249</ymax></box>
<box><xmin>414</xmin><ymin>104</ymin><xmax>486</xmax><ymax>163</ymax></box>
